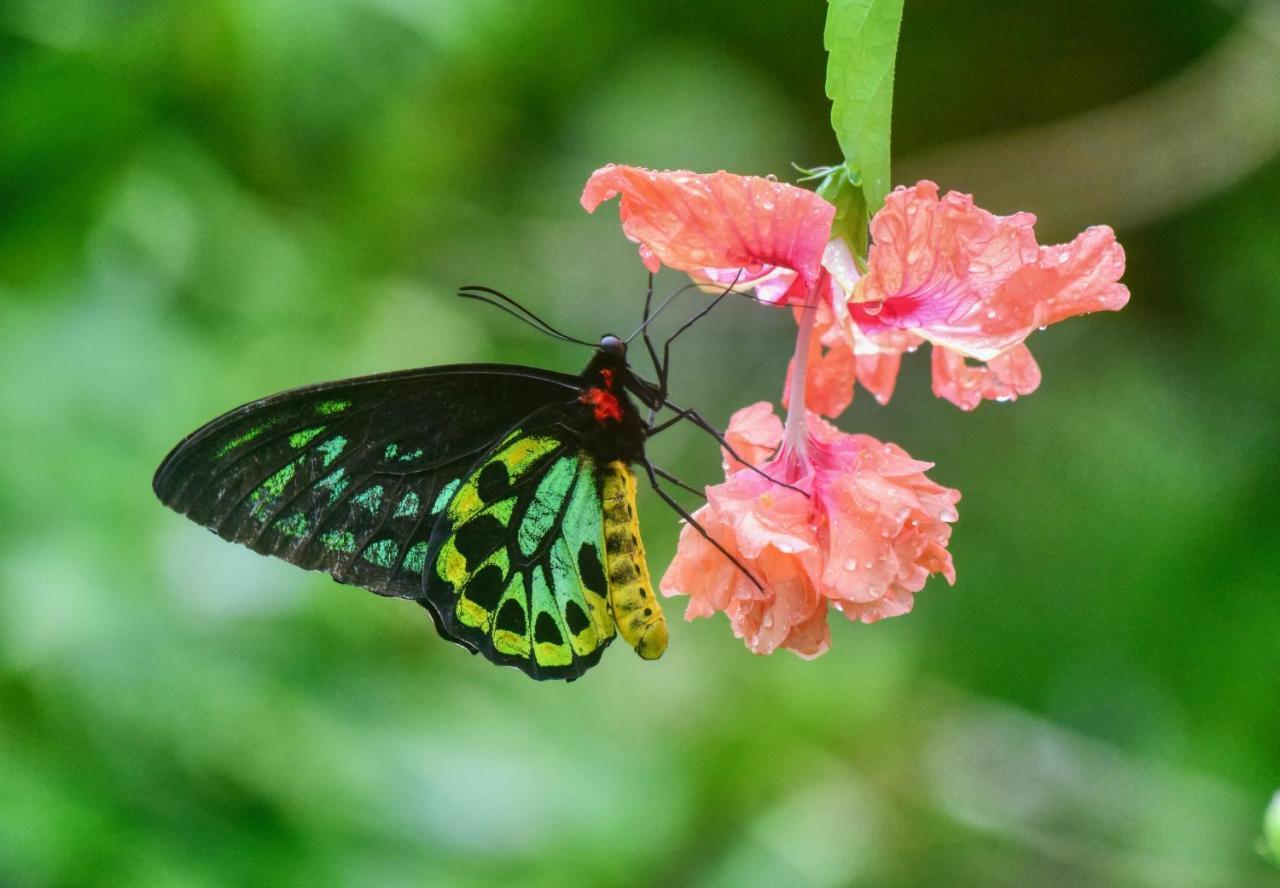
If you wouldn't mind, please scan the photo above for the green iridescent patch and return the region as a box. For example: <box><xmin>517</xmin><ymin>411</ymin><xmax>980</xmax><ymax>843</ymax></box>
<box><xmin>274</xmin><ymin>513</ymin><xmax>308</xmax><ymax>537</ymax></box>
<box><xmin>249</xmin><ymin>459</ymin><xmax>300</xmax><ymax>516</ymax></box>
<box><xmin>316</xmin><ymin>436</ymin><xmax>348</xmax><ymax>468</ymax></box>
<box><xmin>431</xmin><ymin>479</ymin><xmax>460</xmax><ymax>515</ymax></box>
<box><xmin>518</xmin><ymin>456</ymin><xmax>578</xmax><ymax>556</ymax></box>
<box><xmin>352</xmin><ymin>484</ymin><xmax>384</xmax><ymax>515</ymax></box>
<box><xmin>215</xmin><ymin>422</ymin><xmax>270</xmax><ymax>458</ymax></box>
<box><xmin>393</xmin><ymin>491</ymin><xmax>420</xmax><ymax>518</ymax></box>
<box><xmin>403</xmin><ymin>542</ymin><xmax>428</xmax><ymax>574</ymax></box>
<box><xmin>289</xmin><ymin>426</ymin><xmax>326</xmax><ymax>449</ymax></box>
<box><xmin>315</xmin><ymin>399</ymin><xmax>351</xmax><ymax>416</ymax></box>
<box><xmin>316</xmin><ymin>468</ymin><xmax>349</xmax><ymax>505</ymax></box>
<box><xmin>320</xmin><ymin>530</ymin><xmax>356</xmax><ymax>553</ymax></box>
<box><xmin>362</xmin><ymin>538</ymin><xmax>399</xmax><ymax>568</ymax></box>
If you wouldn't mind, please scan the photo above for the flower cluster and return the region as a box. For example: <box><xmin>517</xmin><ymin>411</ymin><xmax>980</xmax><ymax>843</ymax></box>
<box><xmin>660</xmin><ymin>402</ymin><xmax>959</xmax><ymax>656</ymax></box>
<box><xmin>583</xmin><ymin>163</ymin><xmax>1127</xmax><ymax>657</ymax></box>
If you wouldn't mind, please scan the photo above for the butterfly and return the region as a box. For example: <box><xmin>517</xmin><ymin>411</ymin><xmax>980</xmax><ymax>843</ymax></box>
<box><xmin>153</xmin><ymin>284</ymin><xmax>758</xmax><ymax>681</ymax></box>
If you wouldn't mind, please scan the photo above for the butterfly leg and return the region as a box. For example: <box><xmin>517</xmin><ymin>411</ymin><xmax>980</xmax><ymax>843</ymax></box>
<box><xmin>640</xmin><ymin>275</ymin><xmax>666</xmax><ymax>427</ymax></box>
<box><xmin>647</xmin><ymin>401</ymin><xmax>805</xmax><ymax>496</ymax></box>
<box><xmin>653</xmin><ymin>285</ymin><xmax>733</xmax><ymax>402</ymax></box>
<box><xmin>639</xmin><ymin>458</ymin><xmax>763</xmax><ymax>591</ymax></box>
<box><xmin>649</xmin><ymin>463</ymin><xmax>706</xmax><ymax>499</ymax></box>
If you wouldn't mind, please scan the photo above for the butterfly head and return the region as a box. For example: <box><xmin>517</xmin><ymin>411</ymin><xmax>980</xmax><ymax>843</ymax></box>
<box><xmin>598</xmin><ymin>334</ymin><xmax>626</xmax><ymax>357</ymax></box>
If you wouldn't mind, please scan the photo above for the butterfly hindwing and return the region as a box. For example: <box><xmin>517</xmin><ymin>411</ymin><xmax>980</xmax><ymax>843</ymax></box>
<box><xmin>424</xmin><ymin>429</ymin><xmax>618</xmax><ymax>680</ymax></box>
<box><xmin>153</xmin><ymin>365</ymin><xmax>580</xmax><ymax>601</ymax></box>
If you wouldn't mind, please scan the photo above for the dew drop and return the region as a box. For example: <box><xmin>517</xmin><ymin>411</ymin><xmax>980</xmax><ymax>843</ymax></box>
<box><xmin>985</xmin><ymin>308</ymin><xmax>998</xmax><ymax>319</ymax></box>
<box><xmin>1057</xmin><ymin>251</ymin><xmax>1070</xmax><ymax>264</ymax></box>
<box><xmin>862</xmin><ymin>301</ymin><xmax>884</xmax><ymax>317</ymax></box>
<box><xmin>843</xmin><ymin>558</ymin><xmax>858</xmax><ymax>571</ymax></box>
<box><xmin>1037</xmin><ymin>325</ymin><xmax>1047</xmax><ymax>331</ymax></box>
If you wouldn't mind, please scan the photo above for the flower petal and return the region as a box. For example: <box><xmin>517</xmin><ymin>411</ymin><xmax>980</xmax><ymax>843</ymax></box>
<box><xmin>848</xmin><ymin>181</ymin><xmax>1128</xmax><ymax>400</ymax></box>
<box><xmin>721</xmin><ymin>401</ymin><xmax>783</xmax><ymax>476</ymax></box>
<box><xmin>581</xmin><ymin>164</ymin><xmax>837</xmax><ymax>296</ymax></box>
<box><xmin>930</xmin><ymin>343</ymin><xmax>1042</xmax><ymax>411</ymax></box>
<box><xmin>854</xmin><ymin>181</ymin><xmax>1039</xmax><ymax>337</ymax></box>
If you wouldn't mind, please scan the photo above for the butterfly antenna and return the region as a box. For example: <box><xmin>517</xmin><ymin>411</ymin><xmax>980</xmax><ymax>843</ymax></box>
<box><xmin>458</xmin><ymin>286</ymin><xmax>595</xmax><ymax>347</ymax></box>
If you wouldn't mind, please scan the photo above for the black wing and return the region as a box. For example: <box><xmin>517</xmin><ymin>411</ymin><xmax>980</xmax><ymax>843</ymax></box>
<box><xmin>153</xmin><ymin>364</ymin><xmax>581</xmax><ymax>601</ymax></box>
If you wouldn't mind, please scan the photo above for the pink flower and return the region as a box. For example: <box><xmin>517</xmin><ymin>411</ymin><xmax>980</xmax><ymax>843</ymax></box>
<box><xmin>583</xmin><ymin>166</ymin><xmax>1128</xmax><ymax>414</ymax></box>
<box><xmin>847</xmin><ymin>181</ymin><xmax>1129</xmax><ymax>410</ymax></box>
<box><xmin>580</xmin><ymin>164</ymin><xmax>836</xmax><ymax>306</ymax></box>
<box><xmin>660</xmin><ymin>402</ymin><xmax>960</xmax><ymax>657</ymax></box>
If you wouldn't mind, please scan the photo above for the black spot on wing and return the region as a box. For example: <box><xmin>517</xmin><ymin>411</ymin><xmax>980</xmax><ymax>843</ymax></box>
<box><xmin>454</xmin><ymin>515</ymin><xmax>506</xmax><ymax>565</ymax></box>
<box><xmin>577</xmin><ymin>542</ymin><xmax>607</xmax><ymax>596</ymax></box>
<box><xmin>534</xmin><ymin>611</ymin><xmax>563</xmax><ymax>645</ymax></box>
<box><xmin>497</xmin><ymin>599</ymin><xmax>526</xmax><ymax>635</ymax></box>
<box><xmin>477</xmin><ymin>461</ymin><xmax>509</xmax><ymax>501</ymax></box>
<box><xmin>465</xmin><ymin>564</ymin><xmax>506</xmax><ymax>611</ymax></box>
<box><xmin>564</xmin><ymin>600</ymin><xmax>591</xmax><ymax>636</ymax></box>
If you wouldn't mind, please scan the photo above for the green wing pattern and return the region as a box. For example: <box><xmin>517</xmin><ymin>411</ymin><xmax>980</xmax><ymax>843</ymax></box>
<box><xmin>153</xmin><ymin>365</ymin><xmax>580</xmax><ymax>603</ymax></box>
<box><xmin>425</xmin><ymin>430</ymin><xmax>617</xmax><ymax>680</ymax></box>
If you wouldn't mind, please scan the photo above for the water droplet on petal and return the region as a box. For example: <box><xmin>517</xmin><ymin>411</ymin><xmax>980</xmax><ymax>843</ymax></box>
<box><xmin>862</xmin><ymin>301</ymin><xmax>884</xmax><ymax>317</ymax></box>
<box><xmin>1037</xmin><ymin>325</ymin><xmax>1047</xmax><ymax>331</ymax></box>
<box><xmin>985</xmin><ymin>308</ymin><xmax>998</xmax><ymax>319</ymax></box>
<box><xmin>1057</xmin><ymin>251</ymin><xmax>1070</xmax><ymax>264</ymax></box>
<box><xmin>843</xmin><ymin>558</ymin><xmax>858</xmax><ymax>571</ymax></box>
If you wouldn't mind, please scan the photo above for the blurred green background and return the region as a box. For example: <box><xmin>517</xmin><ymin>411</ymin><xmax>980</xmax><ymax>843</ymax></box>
<box><xmin>3</xmin><ymin>0</ymin><xmax>1279</xmax><ymax>885</ymax></box>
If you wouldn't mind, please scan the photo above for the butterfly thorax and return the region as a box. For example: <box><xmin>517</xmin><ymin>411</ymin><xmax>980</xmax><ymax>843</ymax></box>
<box><xmin>571</xmin><ymin>348</ymin><xmax>650</xmax><ymax>465</ymax></box>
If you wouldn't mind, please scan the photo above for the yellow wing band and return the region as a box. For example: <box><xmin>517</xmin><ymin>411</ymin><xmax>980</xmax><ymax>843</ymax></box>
<box><xmin>600</xmin><ymin>461</ymin><xmax>667</xmax><ymax>660</ymax></box>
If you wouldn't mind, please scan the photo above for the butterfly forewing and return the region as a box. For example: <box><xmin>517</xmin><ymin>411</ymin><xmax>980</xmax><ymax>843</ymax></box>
<box><xmin>424</xmin><ymin>429</ymin><xmax>618</xmax><ymax>680</ymax></box>
<box><xmin>153</xmin><ymin>365</ymin><xmax>580</xmax><ymax>601</ymax></box>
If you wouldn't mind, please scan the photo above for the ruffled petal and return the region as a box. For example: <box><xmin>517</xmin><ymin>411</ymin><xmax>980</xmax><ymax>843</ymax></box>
<box><xmin>854</xmin><ymin>181</ymin><xmax>1039</xmax><ymax>337</ymax></box>
<box><xmin>581</xmin><ymin>165</ymin><xmax>837</xmax><ymax>297</ymax></box>
<box><xmin>930</xmin><ymin>343</ymin><xmax>1042</xmax><ymax>411</ymax></box>
<box><xmin>848</xmin><ymin>181</ymin><xmax>1128</xmax><ymax>400</ymax></box>
<box><xmin>720</xmin><ymin>401</ymin><xmax>783</xmax><ymax>476</ymax></box>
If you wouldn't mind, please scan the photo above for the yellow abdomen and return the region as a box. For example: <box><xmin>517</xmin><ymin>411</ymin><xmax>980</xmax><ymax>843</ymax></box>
<box><xmin>600</xmin><ymin>461</ymin><xmax>667</xmax><ymax>660</ymax></box>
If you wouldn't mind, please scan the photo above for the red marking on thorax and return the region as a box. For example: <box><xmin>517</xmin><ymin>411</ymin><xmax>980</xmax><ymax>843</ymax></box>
<box><xmin>600</xmin><ymin>368</ymin><xmax>614</xmax><ymax>388</ymax></box>
<box><xmin>581</xmin><ymin>387</ymin><xmax>624</xmax><ymax>423</ymax></box>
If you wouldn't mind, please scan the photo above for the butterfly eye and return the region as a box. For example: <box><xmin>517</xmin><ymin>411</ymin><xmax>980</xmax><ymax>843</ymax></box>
<box><xmin>599</xmin><ymin>335</ymin><xmax>625</xmax><ymax>356</ymax></box>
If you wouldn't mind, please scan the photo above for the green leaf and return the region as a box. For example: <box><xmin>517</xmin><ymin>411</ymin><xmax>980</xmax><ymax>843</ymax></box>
<box><xmin>1264</xmin><ymin>792</ymin><xmax>1280</xmax><ymax>867</ymax></box>
<box><xmin>824</xmin><ymin>0</ymin><xmax>905</xmax><ymax>216</ymax></box>
<box><xmin>814</xmin><ymin>165</ymin><xmax>868</xmax><ymax>260</ymax></box>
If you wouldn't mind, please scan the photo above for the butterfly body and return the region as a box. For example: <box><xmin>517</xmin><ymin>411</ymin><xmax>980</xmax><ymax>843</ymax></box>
<box><xmin>154</xmin><ymin>341</ymin><xmax>668</xmax><ymax>681</ymax></box>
